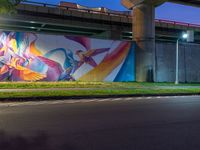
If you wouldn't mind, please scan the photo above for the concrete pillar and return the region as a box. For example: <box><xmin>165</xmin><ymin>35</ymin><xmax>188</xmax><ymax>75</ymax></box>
<box><xmin>133</xmin><ymin>2</ymin><xmax>155</xmax><ymax>82</ymax></box>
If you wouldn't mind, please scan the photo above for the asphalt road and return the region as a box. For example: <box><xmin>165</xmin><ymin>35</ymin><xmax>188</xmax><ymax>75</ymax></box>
<box><xmin>0</xmin><ymin>96</ymin><xmax>200</xmax><ymax>150</ymax></box>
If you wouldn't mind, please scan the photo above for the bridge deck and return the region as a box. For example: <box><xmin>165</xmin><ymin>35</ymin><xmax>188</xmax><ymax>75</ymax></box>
<box><xmin>0</xmin><ymin>1</ymin><xmax>199</xmax><ymax>42</ymax></box>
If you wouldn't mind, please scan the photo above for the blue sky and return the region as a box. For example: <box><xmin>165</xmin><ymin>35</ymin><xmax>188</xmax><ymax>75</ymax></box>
<box><xmin>31</xmin><ymin>0</ymin><xmax>200</xmax><ymax>24</ymax></box>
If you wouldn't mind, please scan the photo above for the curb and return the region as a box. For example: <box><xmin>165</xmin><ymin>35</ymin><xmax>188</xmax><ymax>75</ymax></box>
<box><xmin>0</xmin><ymin>93</ymin><xmax>199</xmax><ymax>102</ymax></box>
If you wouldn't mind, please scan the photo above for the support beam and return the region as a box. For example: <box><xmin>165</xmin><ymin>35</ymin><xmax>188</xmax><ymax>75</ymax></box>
<box><xmin>122</xmin><ymin>0</ymin><xmax>155</xmax><ymax>82</ymax></box>
<box><xmin>133</xmin><ymin>2</ymin><xmax>155</xmax><ymax>82</ymax></box>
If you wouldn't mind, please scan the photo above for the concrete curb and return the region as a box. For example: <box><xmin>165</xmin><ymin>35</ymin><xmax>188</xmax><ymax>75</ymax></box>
<box><xmin>0</xmin><ymin>93</ymin><xmax>199</xmax><ymax>102</ymax></box>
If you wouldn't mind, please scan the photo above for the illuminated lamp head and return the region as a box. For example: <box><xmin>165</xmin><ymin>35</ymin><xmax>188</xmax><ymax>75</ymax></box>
<box><xmin>182</xmin><ymin>33</ymin><xmax>188</xmax><ymax>39</ymax></box>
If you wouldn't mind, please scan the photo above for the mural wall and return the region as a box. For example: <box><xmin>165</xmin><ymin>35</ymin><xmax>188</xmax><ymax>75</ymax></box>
<box><xmin>0</xmin><ymin>31</ymin><xmax>135</xmax><ymax>82</ymax></box>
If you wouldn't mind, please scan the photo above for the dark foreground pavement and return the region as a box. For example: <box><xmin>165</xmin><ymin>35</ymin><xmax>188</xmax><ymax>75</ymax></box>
<box><xmin>0</xmin><ymin>96</ymin><xmax>200</xmax><ymax>150</ymax></box>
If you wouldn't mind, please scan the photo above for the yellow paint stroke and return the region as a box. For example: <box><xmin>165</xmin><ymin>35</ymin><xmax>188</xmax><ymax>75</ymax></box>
<box><xmin>9</xmin><ymin>39</ymin><xmax>18</xmax><ymax>53</ymax></box>
<box><xmin>79</xmin><ymin>42</ymin><xmax>131</xmax><ymax>81</ymax></box>
<box><xmin>30</xmin><ymin>41</ymin><xmax>43</xmax><ymax>56</ymax></box>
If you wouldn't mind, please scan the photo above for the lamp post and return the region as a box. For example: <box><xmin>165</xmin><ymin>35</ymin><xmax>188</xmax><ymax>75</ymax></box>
<box><xmin>175</xmin><ymin>33</ymin><xmax>188</xmax><ymax>84</ymax></box>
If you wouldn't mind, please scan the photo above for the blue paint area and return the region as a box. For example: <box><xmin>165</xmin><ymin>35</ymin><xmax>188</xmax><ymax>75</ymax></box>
<box><xmin>45</xmin><ymin>48</ymin><xmax>71</xmax><ymax>69</ymax></box>
<box><xmin>28</xmin><ymin>58</ymin><xmax>48</xmax><ymax>74</ymax></box>
<box><xmin>114</xmin><ymin>43</ymin><xmax>135</xmax><ymax>82</ymax></box>
<box><xmin>15</xmin><ymin>32</ymin><xmax>21</xmax><ymax>49</ymax></box>
<box><xmin>44</xmin><ymin>48</ymin><xmax>78</xmax><ymax>74</ymax></box>
<box><xmin>15</xmin><ymin>32</ymin><xmax>30</xmax><ymax>56</ymax></box>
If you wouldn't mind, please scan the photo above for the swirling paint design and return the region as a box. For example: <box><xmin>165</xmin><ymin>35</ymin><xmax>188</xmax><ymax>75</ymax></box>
<box><xmin>79</xmin><ymin>42</ymin><xmax>131</xmax><ymax>81</ymax></box>
<box><xmin>0</xmin><ymin>31</ymin><xmax>135</xmax><ymax>82</ymax></box>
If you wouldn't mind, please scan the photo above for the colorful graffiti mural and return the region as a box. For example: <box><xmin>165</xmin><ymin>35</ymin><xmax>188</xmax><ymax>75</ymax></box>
<box><xmin>0</xmin><ymin>31</ymin><xmax>135</xmax><ymax>81</ymax></box>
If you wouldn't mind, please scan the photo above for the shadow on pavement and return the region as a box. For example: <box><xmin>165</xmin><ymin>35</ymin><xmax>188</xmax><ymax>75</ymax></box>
<box><xmin>0</xmin><ymin>130</ymin><xmax>78</xmax><ymax>150</ymax></box>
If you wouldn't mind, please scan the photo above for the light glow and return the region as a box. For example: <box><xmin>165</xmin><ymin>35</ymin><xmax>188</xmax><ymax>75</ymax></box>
<box><xmin>182</xmin><ymin>33</ymin><xmax>188</xmax><ymax>39</ymax></box>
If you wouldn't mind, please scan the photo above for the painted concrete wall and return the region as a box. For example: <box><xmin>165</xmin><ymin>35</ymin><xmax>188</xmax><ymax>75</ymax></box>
<box><xmin>155</xmin><ymin>41</ymin><xmax>200</xmax><ymax>83</ymax></box>
<box><xmin>0</xmin><ymin>31</ymin><xmax>135</xmax><ymax>82</ymax></box>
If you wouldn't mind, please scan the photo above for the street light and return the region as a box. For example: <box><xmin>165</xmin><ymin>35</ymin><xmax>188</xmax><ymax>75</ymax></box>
<box><xmin>175</xmin><ymin>32</ymin><xmax>188</xmax><ymax>84</ymax></box>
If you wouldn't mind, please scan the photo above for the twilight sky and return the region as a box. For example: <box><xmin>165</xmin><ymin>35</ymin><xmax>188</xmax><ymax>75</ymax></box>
<box><xmin>31</xmin><ymin>0</ymin><xmax>200</xmax><ymax>24</ymax></box>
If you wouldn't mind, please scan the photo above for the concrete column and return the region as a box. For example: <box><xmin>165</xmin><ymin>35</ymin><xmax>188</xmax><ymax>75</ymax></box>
<box><xmin>133</xmin><ymin>2</ymin><xmax>155</xmax><ymax>82</ymax></box>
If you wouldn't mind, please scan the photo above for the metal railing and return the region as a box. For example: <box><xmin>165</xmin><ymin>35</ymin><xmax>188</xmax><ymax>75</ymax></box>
<box><xmin>155</xmin><ymin>19</ymin><xmax>200</xmax><ymax>28</ymax></box>
<box><xmin>21</xmin><ymin>0</ymin><xmax>132</xmax><ymax>18</ymax></box>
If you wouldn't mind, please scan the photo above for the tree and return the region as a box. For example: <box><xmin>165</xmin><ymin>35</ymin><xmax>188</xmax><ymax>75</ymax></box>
<box><xmin>0</xmin><ymin>0</ymin><xmax>22</xmax><ymax>14</ymax></box>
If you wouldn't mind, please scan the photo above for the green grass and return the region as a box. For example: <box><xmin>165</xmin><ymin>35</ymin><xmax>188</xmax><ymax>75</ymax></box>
<box><xmin>0</xmin><ymin>81</ymin><xmax>200</xmax><ymax>89</ymax></box>
<box><xmin>0</xmin><ymin>81</ymin><xmax>116</xmax><ymax>89</ymax></box>
<box><xmin>0</xmin><ymin>82</ymin><xmax>199</xmax><ymax>99</ymax></box>
<box><xmin>0</xmin><ymin>88</ymin><xmax>199</xmax><ymax>99</ymax></box>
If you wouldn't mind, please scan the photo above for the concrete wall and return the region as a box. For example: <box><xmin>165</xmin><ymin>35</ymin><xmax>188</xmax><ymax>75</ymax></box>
<box><xmin>0</xmin><ymin>31</ymin><xmax>135</xmax><ymax>82</ymax></box>
<box><xmin>155</xmin><ymin>41</ymin><xmax>200</xmax><ymax>83</ymax></box>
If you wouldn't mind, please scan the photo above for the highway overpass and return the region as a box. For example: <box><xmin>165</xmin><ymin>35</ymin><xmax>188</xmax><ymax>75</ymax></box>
<box><xmin>0</xmin><ymin>1</ymin><xmax>199</xmax><ymax>43</ymax></box>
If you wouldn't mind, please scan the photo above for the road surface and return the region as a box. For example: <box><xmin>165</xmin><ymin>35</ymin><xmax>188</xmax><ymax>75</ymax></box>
<box><xmin>0</xmin><ymin>96</ymin><xmax>200</xmax><ymax>150</ymax></box>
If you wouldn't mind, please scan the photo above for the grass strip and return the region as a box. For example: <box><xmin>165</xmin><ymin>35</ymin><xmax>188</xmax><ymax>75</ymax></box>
<box><xmin>0</xmin><ymin>82</ymin><xmax>200</xmax><ymax>89</ymax></box>
<box><xmin>0</xmin><ymin>88</ymin><xmax>199</xmax><ymax>99</ymax></box>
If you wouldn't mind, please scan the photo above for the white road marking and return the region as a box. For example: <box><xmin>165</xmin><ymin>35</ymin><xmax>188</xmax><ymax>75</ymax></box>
<box><xmin>146</xmin><ymin>97</ymin><xmax>152</xmax><ymax>99</ymax></box>
<box><xmin>125</xmin><ymin>97</ymin><xmax>133</xmax><ymax>100</ymax></box>
<box><xmin>98</xmin><ymin>99</ymin><xmax>109</xmax><ymax>102</ymax></box>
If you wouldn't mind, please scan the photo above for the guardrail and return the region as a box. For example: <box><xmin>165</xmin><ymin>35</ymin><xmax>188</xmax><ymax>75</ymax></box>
<box><xmin>155</xmin><ymin>19</ymin><xmax>200</xmax><ymax>28</ymax></box>
<box><xmin>21</xmin><ymin>0</ymin><xmax>132</xmax><ymax>18</ymax></box>
<box><xmin>21</xmin><ymin>0</ymin><xmax>200</xmax><ymax>28</ymax></box>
